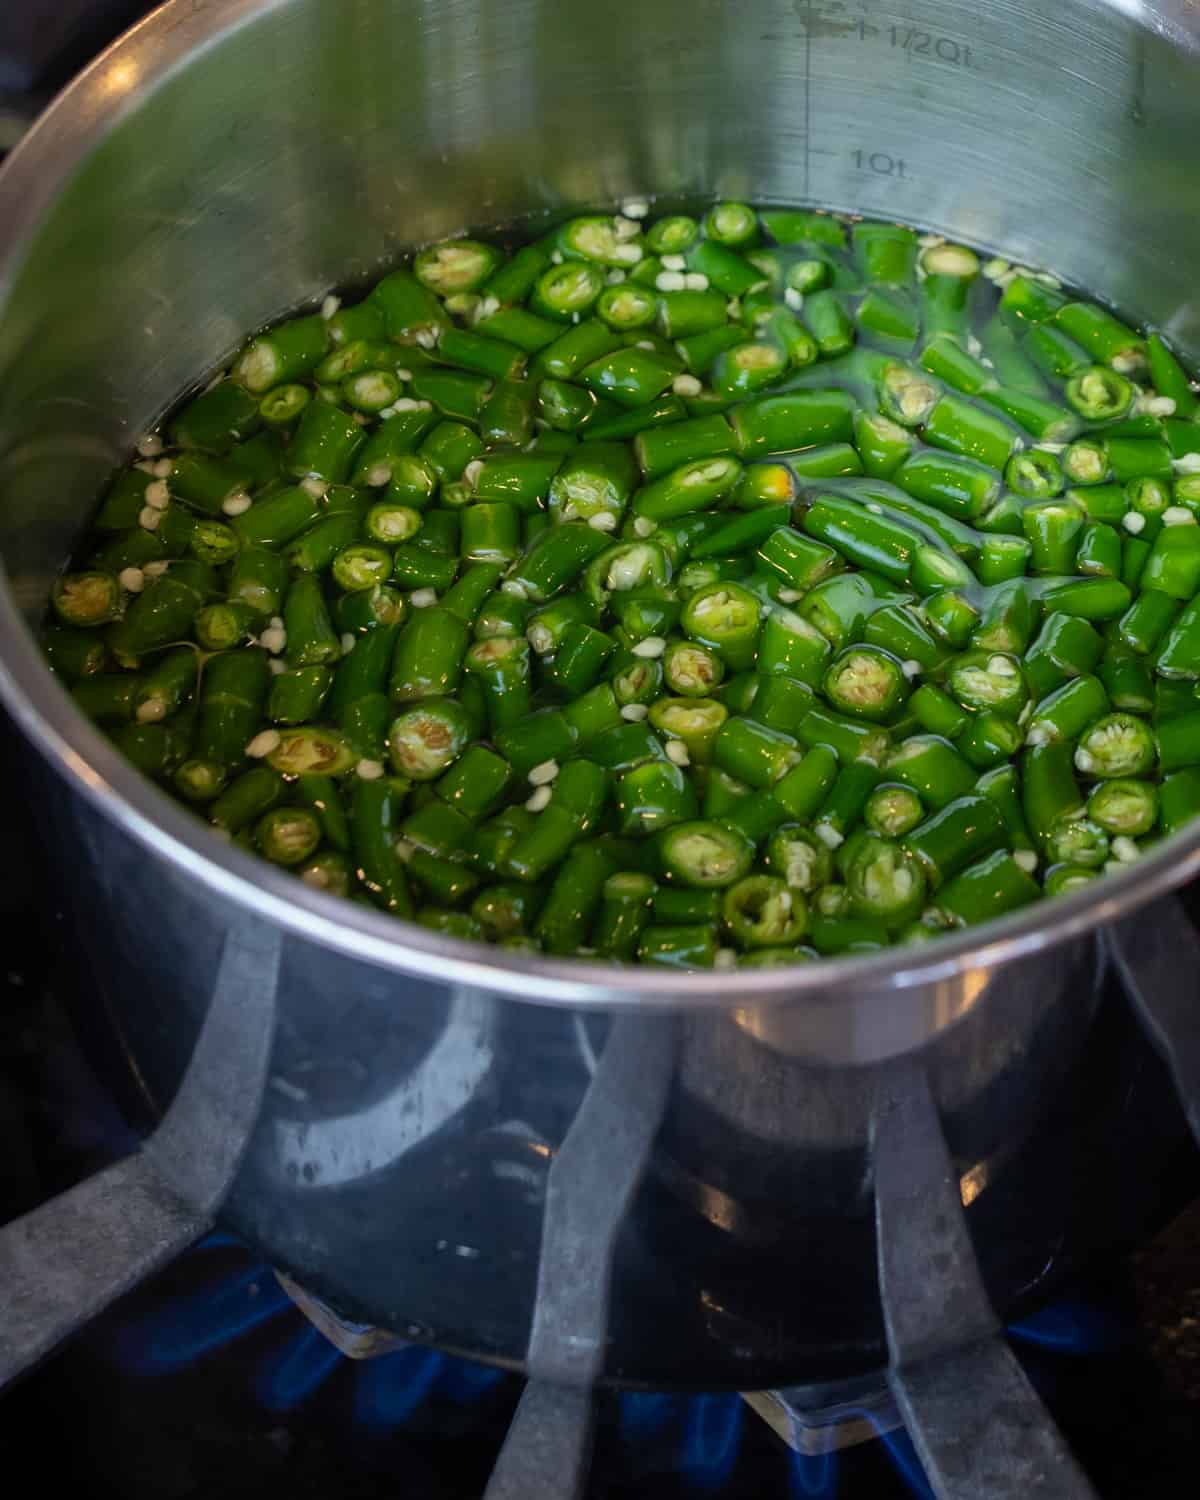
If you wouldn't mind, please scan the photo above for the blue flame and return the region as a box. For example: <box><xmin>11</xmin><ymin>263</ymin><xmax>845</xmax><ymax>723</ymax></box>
<box><xmin>439</xmin><ymin>1354</ymin><xmax>506</xmax><ymax>1404</ymax></box>
<box><xmin>878</xmin><ymin>1428</ymin><xmax>936</xmax><ymax>1499</ymax></box>
<box><xmin>116</xmin><ymin>1264</ymin><xmax>292</xmax><ymax>1373</ymax></box>
<box><xmin>116</xmin><ymin>1229</ymin><xmax>1097</xmax><ymax>1500</ymax></box>
<box><xmin>1008</xmin><ymin>1298</ymin><xmax>1127</xmax><ymax>1354</ymax></box>
<box><xmin>353</xmin><ymin>1345</ymin><xmax>504</xmax><ymax>1429</ymax></box>
<box><xmin>789</xmin><ymin>1447</ymin><xmax>838</xmax><ymax>1497</ymax></box>
<box><xmin>258</xmin><ymin>1324</ymin><xmax>345</xmax><ymax>1411</ymax></box>
<box><xmin>196</xmin><ymin>1229</ymin><xmax>248</xmax><ymax>1252</ymax></box>
<box><xmin>683</xmin><ymin>1393</ymin><xmax>743</xmax><ymax>1488</ymax></box>
<box><xmin>620</xmin><ymin>1390</ymin><xmax>680</xmax><ymax>1443</ymax></box>
<box><xmin>106</xmin><ymin>1232</ymin><xmax>506</xmax><ymax>1431</ymax></box>
<box><xmin>354</xmin><ymin>1346</ymin><xmax>445</xmax><ymax>1430</ymax></box>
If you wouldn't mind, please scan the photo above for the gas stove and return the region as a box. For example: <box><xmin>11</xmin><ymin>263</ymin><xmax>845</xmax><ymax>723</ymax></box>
<box><xmin>2</xmin><ymin>6</ymin><xmax>1200</xmax><ymax>1496</ymax></box>
<box><xmin>2</xmin><ymin>694</ymin><xmax>1200</xmax><ymax>1498</ymax></box>
<box><xmin>2</xmin><ymin>921</ymin><xmax>1199</xmax><ymax>1499</ymax></box>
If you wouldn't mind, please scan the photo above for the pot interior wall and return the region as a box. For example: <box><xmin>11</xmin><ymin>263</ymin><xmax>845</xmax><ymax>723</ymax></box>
<box><xmin>1</xmin><ymin>0</ymin><xmax>1199</xmax><ymax>621</ymax></box>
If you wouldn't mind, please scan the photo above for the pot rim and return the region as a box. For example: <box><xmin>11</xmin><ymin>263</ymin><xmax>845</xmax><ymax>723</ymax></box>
<box><xmin>2</xmin><ymin>0</ymin><xmax>1199</xmax><ymax>1012</ymax></box>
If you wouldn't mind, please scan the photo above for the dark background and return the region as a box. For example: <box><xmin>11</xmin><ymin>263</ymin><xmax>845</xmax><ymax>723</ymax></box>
<box><xmin>0</xmin><ymin>0</ymin><xmax>152</xmax><ymax>93</ymax></box>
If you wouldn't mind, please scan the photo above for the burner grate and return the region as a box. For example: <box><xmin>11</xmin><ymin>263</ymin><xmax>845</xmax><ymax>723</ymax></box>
<box><xmin>7</xmin><ymin>1211</ymin><xmax>1180</xmax><ymax>1498</ymax></box>
<box><xmin>1</xmin><ymin>866</ymin><xmax>1198</xmax><ymax>1500</ymax></box>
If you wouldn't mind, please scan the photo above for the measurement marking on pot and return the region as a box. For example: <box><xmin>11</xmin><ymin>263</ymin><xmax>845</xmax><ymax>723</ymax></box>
<box><xmin>852</xmin><ymin>149</ymin><xmax>908</xmax><ymax>179</ymax></box>
<box><xmin>803</xmin><ymin>0</ymin><xmax>813</xmax><ymax>201</ymax></box>
<box><xmin>848</xmin><ymin>17</ymin><xmax>976</xmax><ymax>69</ymax></box>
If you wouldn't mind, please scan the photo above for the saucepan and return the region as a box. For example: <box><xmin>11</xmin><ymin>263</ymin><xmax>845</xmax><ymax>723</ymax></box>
<box><xmin>0</xmin><ymin>0</ymin><xmax>1198</xmax><ymax>1389</ymax></box>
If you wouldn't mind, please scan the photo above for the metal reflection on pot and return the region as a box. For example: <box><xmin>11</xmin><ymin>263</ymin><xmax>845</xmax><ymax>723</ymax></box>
<box><xmin>272</xmin><ymin>988</ymin><xmax>496</xmax><ymax>1188</ymax></box>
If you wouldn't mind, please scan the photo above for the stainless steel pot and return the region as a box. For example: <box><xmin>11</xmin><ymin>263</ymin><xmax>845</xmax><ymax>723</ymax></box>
<box><xmin>1</xmin><ymin>0</ymin><xmax>1198</xmax><ymax>1390</ymax></box>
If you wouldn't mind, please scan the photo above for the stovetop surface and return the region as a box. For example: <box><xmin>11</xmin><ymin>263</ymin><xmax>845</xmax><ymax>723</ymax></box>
<box><xmin>3</xmin><ymin>1112</ymin><xmax>1199</xmax><ymax>1500</ymax></box>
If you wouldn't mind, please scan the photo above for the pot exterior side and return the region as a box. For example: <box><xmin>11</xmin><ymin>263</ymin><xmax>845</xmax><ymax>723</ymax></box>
<box><xmin>2</xmin><ymin>0</ymin><xmax>1199</xmax><ymax>1383</ymax></box>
